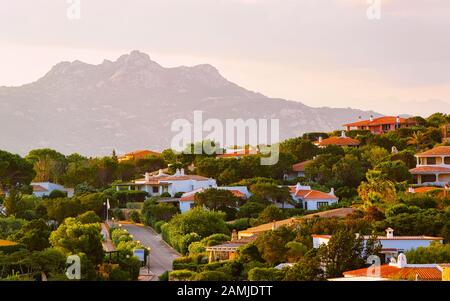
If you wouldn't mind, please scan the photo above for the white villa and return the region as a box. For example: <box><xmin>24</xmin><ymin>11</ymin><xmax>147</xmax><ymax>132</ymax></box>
<box><xmin>179</xmin><ymin>186</ymin><xmax>250</xmax><ymax>213</ymax></box>
<box><xmin>31</xmin><ymin>182</ymin><xmax>74</xmax><ymax>198</ymax></box>
<box><xmin>114</xmin><ymin>169</ymin><xmax>217</xmax><ymax>197</ymax></box>
<box><xmin>289</xmin><ymin>183</ymin><xmax>339</xmax><ymax>211</ymax></box>
<box><xmin>313</xmin><ymin>228</ymin><xmax>443</xmax><ymax>263</ymax></box>
<box><xmin>409</xmin><ymin>146</ymin><xmax>450</xmax><ymax>187</ymax></box>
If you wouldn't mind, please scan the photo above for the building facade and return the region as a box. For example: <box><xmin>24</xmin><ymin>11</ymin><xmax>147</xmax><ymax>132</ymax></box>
<box><xmin>343</xmin><ymin>116</ymin><xmax>416</xmax><ymax>134</ymax></box>
<box><xmin>409</xmin><ymin>146</ymin><xmax>450</xmax><ymax>187</ymax></box>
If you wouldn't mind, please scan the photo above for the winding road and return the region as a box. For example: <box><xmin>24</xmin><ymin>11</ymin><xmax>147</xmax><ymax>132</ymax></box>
<box><xmin>120</xmin><ymin>223</ymin><xmax>180</xmax><ymax>279</ymax></box>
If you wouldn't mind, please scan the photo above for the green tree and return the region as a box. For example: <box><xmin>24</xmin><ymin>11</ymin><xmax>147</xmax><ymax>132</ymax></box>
<box><xmin>0</xmin><ymin>150</ymin><xmax>35</xmax><ymax>190</ymax></box>
<box><xmin>9</xmin><ymin>219</ymin><xmax>51</xmax><ymax>251</ymax></box>
<box><xmin>317</xmin><ymin>230</ymin><xmax>365</xmax><ymax>278</ymax></box>
<box><xmin>49</xmin><ymin>217</ymin><xmax>104</xmax><ymax>265</ymax></box>
<box><xmin>255</xmin><ymin>205</ymin><xmax>286</xmax><ymax>225</ymax></box>
<box><xmin>194</xmin><ymin>188</ymin><xmax>240</xmax><ymax>210</ymax></box>
<box><xmin>254</xmin><ymin>227</ymin><xmax>295</xmax><ymax>265</ymax></box>
<box><xmin>26</xmin><ymin>148</ymin><xmax>67</xmax><ymax>183</ymax></box>
<box><xmin>284</xmin><ymin>257</ymin><xmax>324</xmax><ymax>281</ymax></box>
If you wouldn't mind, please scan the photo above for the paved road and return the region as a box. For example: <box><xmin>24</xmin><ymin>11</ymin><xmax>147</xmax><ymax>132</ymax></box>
<box><xmin>121</xmin><ymin>224</ymin><xmax>180</xmax><ymax>279</ymax></box>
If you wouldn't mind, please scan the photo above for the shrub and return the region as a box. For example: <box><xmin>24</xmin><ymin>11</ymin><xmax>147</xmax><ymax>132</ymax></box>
<box><xmin>114</xmin><ymin>190</ymin><xmax>148</xmax><ymax>207</ymax></box>
<box><xmin>109</xmin><ymin>267</ymin><xmax>131</xmax><ymax>281</ymax></box>
<box><xmin>160</xmin><ymin>192</ymin><xmax>171</xmax><ymax>198</ymax></box>
<box><xmin>237</xmin><ymin>202</ymin><xmax>266</xmax><ymax>219</ymax></box>
<box><xmin>192</xmin><ymin>271</ymin><xmax>231</xmax><ymax>281</ymax></box>
<box><xmin>141</xmin><ymin>201</ymin><xmax>179</xmax><ymax>226</ymax></box>
<box><xmin>228</xmin><ymin>218</ymin><xmax>250</xmax><ymax>231</ymax></box>
<box><xmin>247</xmin><ymin>267</ymin><xmax>284</xmax><ymax>281</ymax></box>
<box><xmin>154</xmin><ymin>221</ymin><xmax>166</xmax><ymax>233</ymax></box>
<box><xmin>169</xmin><ymin>269</ymin><xmax>197</xmax><ymax>281</ymax></box>
<box><xmin>48</xmin><ymin>189</ymin><xmax>68</xmax><ymax>199</ymax></box>
<box><xmin>76</xmin><ymin>211</ymin><xmax>101</xmax><ymax>224</ymax></box>
<box><xmin>111</xmin><ymin>208</ymin><xmax>125</xmax><ymax>220</ymax></box>
<box><xmin>129</xmin><ymin>210</ymin><xmax>141</xmax><ymax>223</ymax></box>
<box><xmin>126</xmin><ymin>202</ymin><xmax>144</xmax><ymax>210</ymax></box>
<box><xmin>161</xmin><ymin>207</ymin><xmax>229</xmax><ymax>254</ymax></box>
<box><xmin>159</xmin><ymin>271</ymin><xmax>169</xmax><ymax>281</ymax></box>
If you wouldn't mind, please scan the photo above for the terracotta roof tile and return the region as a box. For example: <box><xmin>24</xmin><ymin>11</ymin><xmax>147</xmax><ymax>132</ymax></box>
<box><xmin>344</xmin><ymin>116</ymin><xmax>410</xmax><ymax>127</ymax></box>
<box><xmin>416</xmin><ymin>146</ymin><xmax>450</xmax><ymax>157</ymax></box>
<box><xmin>409</xmin><ymin>166</ymin><xmax>450</xmax><ymax>174</ymax></box>
<box><xmin>314</xmin><ymin>136</ymin><xmax>360</xmax><ymax>147</ymax></box>
<box><xmin>343</xmin><ymin>265</ymin><xmax>442</xmax><ymax>281</ymax></box>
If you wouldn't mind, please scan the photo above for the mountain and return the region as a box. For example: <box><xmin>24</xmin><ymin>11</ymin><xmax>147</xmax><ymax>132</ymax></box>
<box><xmin>0</xmin><ymin>50</ymin><xmax>380</xmax><ymax>156</ymax></box>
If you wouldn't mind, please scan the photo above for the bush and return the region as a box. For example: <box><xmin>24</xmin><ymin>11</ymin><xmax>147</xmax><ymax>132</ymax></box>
<box><xmin>126</xmin><ymin>202</ymin><xmax>144</xmax><ymax>210</ymax></box>
<box><xmin>192</xmin><ymin>271</ymin><xmax>231</xmax><ymax>281</ymax></box>
<box><xmin>114</xmin><ymin>190</ymin><xmax>148</xmax><ymax>207</ymax></box>
<box><xmin>169</xmin><ymin>269</ymin><xmax>197</xmax><ymax>281</ymax></box>
<box><xmin>48</xmin><ymin>189</ymin><xmax>68</xmax><ymax>199</ymax></box>
<box><xmin>161</xmin><ymin>207</ymin><xmax>230</xmax><ymax>254</ymax></box>
<box><xmin>228</xmin><ymin>218</ymin><xmax>250</xmax><ymax>231</ymax></box>
<box><xmin>154</xmin><ymin>221</ymin><xmax>166</xmax><ymax>233</ymax></box>
<box><xmin>160</xmin><ymin>192</ymin><xmax>171</xmax><ymax>198</ymax></box>
<box><xmin>247</xmin><ymin>267</ymin><xmax>284</xmax><ymax>281</ymax></box>
<box><xmin>111</xmin><ymin>208</ymin><xmax>125</xmax><ymax>221</ymax></box>
<box><xmin>237</xmin><ymin>202</ymin><xmax>266</xmax><ymax>219</ymax></box>
<box><xmin>76</xmin><ymin>211</ymin><xmax>101</xmax><ymax>224</ymax></box>
<box><xmin>159</xmin><ymin>271</ymin><xmax>169</xmax><ymax>281</ymax></box>
<box><xmin>129</xmin><ymin>210</ymin><xmax>141</xmax><ymax>223</ymax></box>
<box><xmin>109</xmin><ymin>267</ymin><xmax>131</xmax><ymax>281</ymax></box>
<box><xmin>141</xmin><ymin>201</ymin><xmax>179</xmax><ymax>226</ymax></box>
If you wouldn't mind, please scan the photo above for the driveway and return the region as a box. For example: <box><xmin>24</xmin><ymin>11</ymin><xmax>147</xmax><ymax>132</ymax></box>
<box><xmin>120</xmin><ymin>224</ymin><xmax>180</xmax><ymax>279</ymax></box>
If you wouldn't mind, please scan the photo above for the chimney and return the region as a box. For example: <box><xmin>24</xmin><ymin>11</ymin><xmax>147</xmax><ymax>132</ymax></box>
<box><xmin>386</xmin><ymin>228</ymin><xmax>394</xmax><ymax>238</ymax></box>
<box><xmin>175</xmin><ymin>168</ymin><xmax>180</xmax><ymax>176</ymax></box>
<box><xmin>370</xmin><ymin>115</ymin><xmax>374</xmax><ymax>122</ymax></box>
<box><xmin>158</xmin><ymin>169</ymin><xmax>164</xmax><ymax>176</ymax></box>
<box><xmin>180</xmin><ymin>168</ymin><xmax>185</xmax><ymax>176</ymax></box>
<box><xmin>341</xmin><ymin>131</ymin><xmax>346</xmax><ymax>138</ymax></box>
<box><xmin>408</xmin><ymin>187</ymin><xmax>415</xmax><ymax>194</ymax></box>
<box><xmin>318</xmin><ymin>136</ymin><xmax>323</xmax><ymax>143</ymax></box>
<box><xmin>296</xmin><ymin>182</ymin><xmax>302</xmax><ymax>192</ymax></box>
<box><xmin>396</xmin><ymin>116</ymin><xmax>401</xmax><ymax>124</ymax></box>
<box><xmin>397</xmin><ymin>253</ymin><xmax>407</xmax><ymax>268</ymax></box>
<box><xmin>231</xmin><ymin>229</ymin><xmax>238</xmax><ymax>241</ymax></box>
<box><xmin>145</xmin><ymin>172</ymin><xmax>150</xmax><ymax>182</ymax></box>
<box><xmin>329</xmin><ymin>188</ymin><xmax>335</xmax><ymax>196</ymax></box>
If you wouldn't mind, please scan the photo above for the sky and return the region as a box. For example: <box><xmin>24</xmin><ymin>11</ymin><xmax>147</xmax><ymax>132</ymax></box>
<box><xmin>0</xmin><ymin>0</ymin><xmax>449</xmax><ymax>116</ymax></box>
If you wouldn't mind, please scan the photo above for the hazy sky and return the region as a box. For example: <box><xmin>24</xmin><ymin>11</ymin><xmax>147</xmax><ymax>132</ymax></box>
<box><xmin>1</xmin><ymin>0</ymin><xmax>449</xmax><ymax>116</ymax></box>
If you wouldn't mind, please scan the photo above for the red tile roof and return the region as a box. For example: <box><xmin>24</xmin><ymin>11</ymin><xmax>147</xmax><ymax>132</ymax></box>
<box><xmin>343</xmin><ymin>265</ymin><xmax>442</xmax><ymax>281</ymax></box>
<box><xmin>32</xmin><ymin>185</ymin><xmax>48</xmax><ymax>192</ymax></box>
<box><xmin>409</xmin><ymin>166</ymin><xmax>450</xmax><ymax>174</ymax></box>
<box><xmin>289</xmin><ymin>186</ymin><xmax>338</xmax><ymax>200</ymax></box>
<box><xmin>344</xmin><ymin>116</ymin><xmax>410</xmax><ymax>127</ymax></box>
<box><xmin>314</xmin><ymin>136</ymin><xmax>360</xmax><ymax>147</ymax></box>
<box><xmin>292</xmin><ymin>160</ymin><xmax>312</xmax><ymax>172</ymax></box>
<box><xmin>416</xmin><ymin>146</ymin><xmax>450</xmax><ymax>157</ymax></box>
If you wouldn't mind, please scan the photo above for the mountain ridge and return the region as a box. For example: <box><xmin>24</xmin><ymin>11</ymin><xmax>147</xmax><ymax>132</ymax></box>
<box><xmin>0</xmin><ymin>50</ymin><xmax>381</xmax><ymax>156</ymax></box>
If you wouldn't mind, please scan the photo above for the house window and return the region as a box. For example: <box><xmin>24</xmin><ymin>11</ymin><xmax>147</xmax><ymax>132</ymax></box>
<box><xmin>445</xmin><ymin>157</ymin><xmax>450</xmax><ymax>165</ymax></box>
<box><xmin>152</xmin><ymin>186</ymin><xmax>159</xmax><ymax>193</ymax></box>
<box><xmin>317</xmin><ymin>202</ymin><xmax>329</xmax><ymax>209</ymax></box>
<box><xmin>382</xmin><ymin>124</ymin><xmax>391</xmax><ymax>132</ymax></box>
<box><xmin>427</xmin><ymin>157</ymin><xmax>436</xmax><ymax>165</ymax></box>
<box><xmin>421</xmin><ymin>174</ymin><xmax>437</xmax><ymax>183</ymax></box>
<box><xmin>162</xmin><ymin>186</ymin><xmax>168</xmax><ymax>193</ymax></box>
